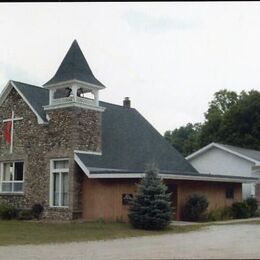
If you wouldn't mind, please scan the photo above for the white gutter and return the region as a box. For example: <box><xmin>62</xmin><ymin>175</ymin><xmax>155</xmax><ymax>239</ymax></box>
<box><xmin>160</xmin><ymin>174</ymin><xmax>258</xmax><ymax>183</ymax></box>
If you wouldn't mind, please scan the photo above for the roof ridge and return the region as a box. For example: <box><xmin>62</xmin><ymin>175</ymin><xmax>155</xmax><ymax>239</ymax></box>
<box><xmin>218</xmin><ymin>143</ymin><xmax>260</xmax><ymax>153</ymax></box>
<box><xmin>100</xmin><ymin>100</ymin><xmax>134</xmax><ymax>109</ymax></box>
<box><xmin>11</xmin><ymin>80</ymin><xmax>47</xmax><ymax>90</ymax></box>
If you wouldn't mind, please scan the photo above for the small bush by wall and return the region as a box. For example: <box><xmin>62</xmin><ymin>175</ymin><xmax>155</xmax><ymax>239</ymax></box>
<box><xmin>255</xmin><ymin>209</ymin><xmax>260</xmax><ymax>217</ymax></box>
<box><xmin>231</xmin><ymin>202</ymin><xmax>250</xmax><ymax>219</ymax></box>
<box><xmin>207</xmin><ymin>198</ymin><xmax>258</xmax><ymax>221</ymax></box>
<box><xmin>18</xmin><ymin>209</ymin><xmax>33</xmax><ymax>220</ymax></box>
<box><xmin>182</xmin><ymin>194</ymin><xmax>209</xmax><ymax>222</ymax></box>
<box><xmin>31</xmin><ymin>204</ymin><xmax>44</xmax><ymax>220</ymax></box>
<box><xmin>207</xmin><ymin>206</ymin><xmax>233</xmax><ymax>221</ymax></box>
<box><xmin>0</xmin><ymin>203</ymin><xmax>45</xmax><ymax>221</ymax></box>
<box><xmin>245</xmin><ymin>197</ymin><xmax>258</xmax><ymax>217</ymax></box>
<box><xmin>0</xmin><ymin>203</ymin><xmax>16</xmax><ymax>220</ymax></box>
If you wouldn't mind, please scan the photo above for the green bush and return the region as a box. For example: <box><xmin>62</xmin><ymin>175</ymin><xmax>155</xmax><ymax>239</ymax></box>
<box><xmin>96</xmin><ymin>217</ymin><xmax>105</xmax><ymax>226</ymax></box>
<box><xmin>31</xmin><ymin>204</ymin><xmax>44</xmax><ymax>220</ymax></box>
<box><xmin>255</xmin><ymin>209</ymin><xmax>260</xmax><ymax>217</ymax></box>
<box><xmin>207</xmin><ymin>207</ymin><xmax>233</xmax><ymax>221</ymax></box>
<box><xmin>18</xmin><ymin>209</ymin><xmax>32</xmax><ymax>220</ymax></box>
<box><xmin>231</xmin><ymin>202</ymin><xmax>250</xmax><ymax>219</ymax></box>
<box><xmin>245</xmin><ymin>197</ymin><xmax>258</xmax><ymax>217</ymax></box>
<box><xmin>0</xmin><ymin>203</ymin><xmax>16</xmax><ymax>220</ymax></box>
<box><xmin>207</xmin><ymin>210</ymin><xmax>220</xmax><ymax>222</ymax></box>
<box><xmin>182</xmin><ymin>194</ymin><xmax>209</xmax><ymax>222</ymax></box>
<box><xmin>128</xmin><ymin>165</ymin><xmax>172</xmax><ymax>230</ymax></box>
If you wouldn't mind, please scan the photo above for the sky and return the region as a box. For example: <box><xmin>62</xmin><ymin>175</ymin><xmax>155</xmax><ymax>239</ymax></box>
<box><xmin>1</xmin><ymin>2</ymin><xmax>260</xmax><ymax>134</ymax></box>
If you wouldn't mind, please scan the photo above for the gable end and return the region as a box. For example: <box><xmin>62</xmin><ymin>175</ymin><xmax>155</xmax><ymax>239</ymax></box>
<box><xmin>186</xmin><ymin>142</ymin><xmax>260</xmax><ymax>166</ymax></box>
<box><xmin>0</xmin><ymin>81</ymin><xmax>47</xmax><ymax>124</ymax></box>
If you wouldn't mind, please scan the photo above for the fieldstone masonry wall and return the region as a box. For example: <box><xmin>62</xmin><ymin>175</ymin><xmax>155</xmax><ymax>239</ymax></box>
<box><xmin>0</xmin><ymin>88</ymin><xmax>101</xmax><ymax>220</ymax></box>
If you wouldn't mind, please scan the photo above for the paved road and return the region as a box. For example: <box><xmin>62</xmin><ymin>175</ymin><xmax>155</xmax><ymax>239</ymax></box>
<box><xmin>0</xmin><ymin>224</ymin><xmax>259</xmax><ymax>259</ymax></box>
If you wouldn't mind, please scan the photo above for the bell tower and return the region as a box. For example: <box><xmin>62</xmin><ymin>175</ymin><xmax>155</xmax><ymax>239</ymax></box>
<box><xmin>43</xmin><ymin>40</ymin><xmax>105</xmax><ymax>153</ymax></box>
<box><xmin>44</xmin><ymin>40</ymin><xmax>105</xmax><ymax>112</ymax></box>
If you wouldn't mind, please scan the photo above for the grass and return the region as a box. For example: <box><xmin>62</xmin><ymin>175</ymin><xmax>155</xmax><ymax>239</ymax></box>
<box><xmin>1</xmin><ymin>218</ymin><xmax>258</xmax><ymax>246</ymax></box>
<box><xmin>217</xmin><ymin>219</ymin><xmax>260</xmax><ymax>225</ymax></box>
<box><xmin>246</xmin><ymin>220</ymin><xmax>260</xmax><ymax>224</ymax></box>
<box><xmin>186</xmin><ymin>218</ymin><xmax>260</xmax><ymax>227</ymax></box>
<box><xmin>0</xmin><ymin>220</ymin><xmax>202</xmax><ymax>246</ymax></box>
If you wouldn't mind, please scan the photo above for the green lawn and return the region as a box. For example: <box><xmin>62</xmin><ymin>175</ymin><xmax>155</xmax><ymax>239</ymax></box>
<box><xmin>0</xmin><ymin>220</ymin><xmax>202</xmax><ymax>246</ymax></box>
<box><xmin>221</xmin><ymin>220</ymin><xmax>260</xmax><ymax>225</ymax></box>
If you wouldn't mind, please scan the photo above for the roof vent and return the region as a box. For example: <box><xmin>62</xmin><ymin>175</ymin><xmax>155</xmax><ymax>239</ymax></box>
<box><xmin>123</xmin><ymin>97</ymin><xmax>131</xmax><ymax>108</ymax></box>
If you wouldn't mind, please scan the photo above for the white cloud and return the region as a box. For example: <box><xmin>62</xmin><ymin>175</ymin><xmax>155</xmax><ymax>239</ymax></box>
<box><xmin>124</xmin><ymin>9</ymin><xmax>195</xmax><ymax>33</ymax></box>
<box><xmin>1</xmin><ymin>2</ymin><xmax>260</xmax><ymax>134</ymax></box>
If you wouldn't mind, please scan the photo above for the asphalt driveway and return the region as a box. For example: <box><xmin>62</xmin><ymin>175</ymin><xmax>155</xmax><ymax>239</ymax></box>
<box><xmin>0</xmin><ymin>223</ymin><xmax>259</xmax><ymax>259</ymax></box>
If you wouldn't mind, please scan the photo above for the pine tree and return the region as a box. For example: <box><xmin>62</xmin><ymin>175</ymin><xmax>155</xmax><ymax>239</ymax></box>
<box><xmin>128</xmin><ymin>165</ymin><xmax>172</xmax><ymax>230</ymax></box>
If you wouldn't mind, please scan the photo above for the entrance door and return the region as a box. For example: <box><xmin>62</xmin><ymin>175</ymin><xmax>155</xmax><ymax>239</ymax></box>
<box><xmin>167</xmin><ymin>184</ymin><xmax>178</xmax><ymax>220</ymax></box>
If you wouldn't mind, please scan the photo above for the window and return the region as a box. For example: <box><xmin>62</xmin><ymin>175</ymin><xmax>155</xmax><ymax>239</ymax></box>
<box><xmin>0</xmin><ymin>162</ymin><xmax>24</xmax><ymax>193</ymax></box>
<box><xmin>50</xmin><ymin>159</ymin><xmax>69</xmax><ymax>207</ymax></box>
<box><xmin>226</xmin><ymin>185</ymin><xmax>234</xmax><ymax>199</ymax></box>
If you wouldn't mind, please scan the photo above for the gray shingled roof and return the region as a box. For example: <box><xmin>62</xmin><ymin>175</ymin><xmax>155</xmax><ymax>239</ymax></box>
<box><xmin>76</xmin><ymin>101</ymin><xmax>198</xmax><ymax>174</ymax></box>
<box><xmin>12</xmin><ymin>81</ymin><xmax>49</xmax><ymax>122</ymax></box>
<box><xmin>10</xmin><ymin>81</ymin><xmax>259</xmax><ymax>181</ymax></box>
<box><xmin>217</xmin><ymin>143</ymin><xmax>260</xmax><ymax>162</ymax></box>
<box><xmin>44</xmin><ymin>40</ymin><xmax>105</xmax><ymax>87</ymax></box>
<box><xmin>10</xmin><ymin>80</ymin><xmax>196</xmax><ymax>174</ymax></box>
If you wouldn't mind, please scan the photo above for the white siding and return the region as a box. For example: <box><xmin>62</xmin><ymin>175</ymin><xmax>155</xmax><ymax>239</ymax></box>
<box><xmin>188</xmin><ymin>147</ymin><xmax>255</xmax><ymax>199</ymax></box>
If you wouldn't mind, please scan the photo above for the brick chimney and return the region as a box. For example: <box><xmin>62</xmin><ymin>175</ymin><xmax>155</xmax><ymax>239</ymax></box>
<box><xmin>123</xmin><ymin>97</ymin><xmax>131</xmax><ymax>108</ymax></box>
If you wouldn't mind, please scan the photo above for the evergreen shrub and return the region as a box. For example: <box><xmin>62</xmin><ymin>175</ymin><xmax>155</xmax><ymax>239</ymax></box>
<box><xmin>128</xmin><ymin>165</ymin><xmax>172</xmax><ymax>230</ymax></box>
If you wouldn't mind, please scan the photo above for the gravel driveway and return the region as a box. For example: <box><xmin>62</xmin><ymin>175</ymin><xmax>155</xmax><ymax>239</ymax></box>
<box><xmin>0</xmin><ymin>224</ymin><xmax>259</xmax><ymax>259</ymax></box>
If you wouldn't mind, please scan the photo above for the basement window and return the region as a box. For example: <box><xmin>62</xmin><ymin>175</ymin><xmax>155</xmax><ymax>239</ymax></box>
<box><xmin>226</xmin><ymin>185</ymin><xmax>234</xmax><ymax>199</ymax></box>
<box><xmin>50</xmin><ymin>159</ymin><xmax>69</xmax><ymax>208</ymax></box>
<box><xmin>0</xmin><ymin>162</ymin><xmax>24</xmax><ymax>193</ymax></box>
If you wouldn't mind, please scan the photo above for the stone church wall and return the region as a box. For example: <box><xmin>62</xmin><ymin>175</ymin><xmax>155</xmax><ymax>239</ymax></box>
<box><xmin>0</xmin><ymin>87</ymin><xmax>101</xmax><ymax>220</ymax></box>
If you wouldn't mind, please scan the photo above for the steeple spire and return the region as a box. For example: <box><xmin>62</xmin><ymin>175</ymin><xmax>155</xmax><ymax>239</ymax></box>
<box><xmin>44</xmin><ymin>40</ymin><xmax>105</xmax><ymax>112</ymax></box>
<box><xmin>44</xmin><ymin>40</ymin><xmax>104</xmax><ymax>87</ymax></box>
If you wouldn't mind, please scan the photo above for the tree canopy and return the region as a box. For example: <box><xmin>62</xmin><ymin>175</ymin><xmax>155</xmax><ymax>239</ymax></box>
<box><xmin>164</xmin><ymin>89</ymin><xmax>260</xmax><ymax>156</ymax></box>
<box><xmin>164</xmin><ymin>123</ymin><xmax>201</xmax><ymax>157</ymax></box>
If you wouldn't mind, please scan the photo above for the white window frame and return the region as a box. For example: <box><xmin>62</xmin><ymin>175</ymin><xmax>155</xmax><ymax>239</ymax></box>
<box><xmin>49</xmin><ymin>158</ymin><xmax>69</xmax><ymax>208</ymax></box>
<box><xmin>0</xmin><ymin>161</ymin><xmax>24</xmax><ymax>194</ymax></box>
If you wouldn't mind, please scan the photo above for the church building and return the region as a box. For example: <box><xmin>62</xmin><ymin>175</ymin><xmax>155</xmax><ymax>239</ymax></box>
<box><xmin>0</xmin><ymin>40</ymin><xmax>257</xmax><ymax>221</ymax></box>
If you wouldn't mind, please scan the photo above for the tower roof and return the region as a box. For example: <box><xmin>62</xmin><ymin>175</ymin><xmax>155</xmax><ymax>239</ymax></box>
<box><xmin>44</xmin><ymin>40</ymin><xmax>105</xmax><ymax>87</ymax></box>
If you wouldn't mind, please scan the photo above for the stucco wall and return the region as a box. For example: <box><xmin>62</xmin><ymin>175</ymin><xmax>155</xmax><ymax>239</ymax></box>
<box><xmin>188</xmin><ymin>147</ymin><xmax>255</xmax><ymax>199</ymax></box>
